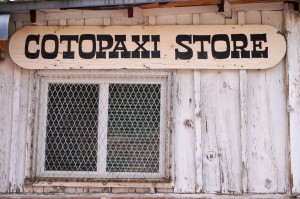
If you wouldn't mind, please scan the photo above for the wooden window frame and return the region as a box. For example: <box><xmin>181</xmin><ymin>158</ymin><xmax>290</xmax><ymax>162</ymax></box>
<box><xmin>30</xmin><ymin>70</ymin><xmax>172</xmax><ymax>181</ymax></box>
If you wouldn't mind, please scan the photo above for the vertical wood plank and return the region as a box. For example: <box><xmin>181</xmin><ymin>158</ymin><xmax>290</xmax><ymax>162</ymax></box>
<box><xmin>148</xmin><ymin>16</ymin><xmax>156</xmax><ymax>25</ymax></box>
<box><xmin>174</xmin><ymin>70</ymin><xmax>196</xmax><ymax>193</ymax></box>
<box><xmin>194</xmin><ymin>70</ymin><xmax>202</xmax><ymax>193</ymax></box>
<box><xmin>9</xmin><ymin>21</ymin><xmax>23</xmax><ymax>193</ymax></box>
<box><xmin>16</xmin><ymin>65</ymin><xmax>31</xmax><ymax>193</ymax></box>
<box><xmin>246</xmin><ymin>11</ymin><xmax>288</xmax><ymax>193</ymax></box>
<box><xmin>200</xmin><ymin>13</ymin><xmax>223</xmax><ymax>193</ymax></box>
<box><xmin>192</xmin><ymin>13</ymin><xmax>203</xmax><ymax>193</ymax></box>
<box><xmin>200</xmin><ymin>13</ymin><xmax>242</xmax><ymax>193</ymax></box>
<box><xmin>237</xmin><ymin>11</ymin><xmax>248</xmax><ymax>193</ymax></box>
<box><xmin>285</xmin><ymin>11</ymin><xmax>300</xmax><ymax>194</ymax></box>
<box><xmin>16</xmin><ymin>20</ymin><xmax>31</xmax><ymax>192</ymax></box>
<box><xmin>174</xmin><ymin>14</ymin><xmax>195</xmax><ymax>193</ymax></box>
<box><xmin>262</xmin><ymin>11</ymin><xmax>288</xmax><ymax>193</ymax></box>
<box><xmin>0</xmin><ymin>22</ymin><xmax>15</xmax><ymax>193</ymax></box>
<box><xmin>24</xmin><ymin>71</ymin><xmax>36</xmax><ymax>179</ymax></box>
<box><xmin>201</xmin><ymin>70</ymin><xmax>241</xmax><ymax>193</ymax></box>
<box><xmin>242</xmin><ymin>11</ymin><xmax>261</xmax><ymax>193</ymax></box>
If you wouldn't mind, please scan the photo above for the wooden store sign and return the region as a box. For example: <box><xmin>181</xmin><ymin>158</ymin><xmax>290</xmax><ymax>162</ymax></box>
<box><xmin>9</xmin><ymin>25</ymin><xmax>286</xmax><ymax>70</ymax></box>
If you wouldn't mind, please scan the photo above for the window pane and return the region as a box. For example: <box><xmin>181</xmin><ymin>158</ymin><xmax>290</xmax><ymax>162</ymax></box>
<box><xmin>45</xmin><ymin>84</ymin><xmax>99</xmax><ymax>171</ymax></box>
<box><xmin>107</xmin><ymin>84</ymin><xmax>161</xmax><ymax>173</ymax></box>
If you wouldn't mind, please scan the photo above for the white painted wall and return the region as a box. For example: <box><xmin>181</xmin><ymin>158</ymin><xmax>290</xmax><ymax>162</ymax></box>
<box><xmin>0</xmin><ymin>4</ymin><xmax>296</xmax><ymax>197</ymax></box>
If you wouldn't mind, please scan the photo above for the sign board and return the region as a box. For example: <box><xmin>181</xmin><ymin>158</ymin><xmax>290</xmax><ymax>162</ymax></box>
<box><xmin>9</xmin><ymin>25</ymin><xmax>286</xmax><ymax>70</ymax></box>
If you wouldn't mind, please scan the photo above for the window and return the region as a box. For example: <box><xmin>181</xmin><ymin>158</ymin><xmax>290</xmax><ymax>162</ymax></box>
<box><xmin>33</xmin><ymin>70</ymin><xmax>171</xmax><ymax>180</ymax></box>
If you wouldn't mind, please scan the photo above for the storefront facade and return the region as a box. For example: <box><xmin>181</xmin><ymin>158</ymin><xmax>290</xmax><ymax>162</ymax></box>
<box><xmin>0</xmin><ymin>0</ymin><xmax>300</xmax><ymax>198</ymax></box>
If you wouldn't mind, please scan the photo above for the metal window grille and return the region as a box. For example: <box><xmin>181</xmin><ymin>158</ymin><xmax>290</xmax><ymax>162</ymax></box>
<box><xmin>45</xmin><ymin>84</ymin><xmax>99</xmax><ymax>172</ymax></box>
<box><xmin>107</xmin><ymin>84</ymin><xmax>161</xmax><ymax>173</ymax></box>
<box><xmin>33</xmin><ymin>70</ymin><xmax>171</xmax><ymax>180</ymax></box>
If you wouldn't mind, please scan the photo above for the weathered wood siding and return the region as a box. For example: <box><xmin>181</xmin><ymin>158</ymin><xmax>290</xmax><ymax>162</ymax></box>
<box><xmin>285</xmin><ymin>11</ymin><xmax>300</xmax><ymax>195</ymax></box>
<box><xmin>0</xmin><ymin>4</ymin><xmax>296</xmax><ymax>197</ymax></box>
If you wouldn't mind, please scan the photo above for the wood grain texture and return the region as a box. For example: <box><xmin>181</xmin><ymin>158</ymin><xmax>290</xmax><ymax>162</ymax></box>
<box><xmin>173</xmin><ymin>14</ymin><xmax>196</xmax><ymax>193</ymax></box>
<box><xmin>9</xmin><ymin>21</ymin><xmax>23</xmax><ymax>193</ymax></box>
<box><xmin>201</xmin><ymin>70</ymin><xmax>242</xmax><ymax>193</ymax></box>
<box><xmin>9</xmin><ymin>62</ymin><xmax>21</xmax><ymax>193</ymax></box>
<box><xmin>9</xmin><ymin>25</ymin><xmax>286</xmax><ymax>70</ymax></box>
<box><xmin>284</xmin><ymin>11</ymin><xmax>300</xmax><ymax>194</ymax></box>
<box><xmin>7</xmin><ymin>20</ymin><xmax>31</xmax><ymax>194</ymax></box>
<box><xmin>236</xmin><ymin>10</ymin><xmax>249</xmax><ymax>194</ymax></box>
<box><xmin>192</xmin><ymin>13</ymin><xmax>203</xmax><ymax>193</ymax></box>
<box><xmin>15</xmin><ymin>65</ymin><xmax>30</xmax><ymax>192</ymax></box>
<box><xmin>0</xmin><ymin>53</ymin><xmax>14</xmax><ymax>193</ymax></box>
<box><xmin>200</xmin><ymin>13</ymin><xmax>242</xmax><ymax>193</ymax></box>
<box><xmin>174</xmin><ymin>70</ymin><xmax>196</xmax><ymax>193</ymax></box>
<box><xmin>245</xmin><ymin>11</ymin><xmax>288</xmax><ymax>193</ymax></box>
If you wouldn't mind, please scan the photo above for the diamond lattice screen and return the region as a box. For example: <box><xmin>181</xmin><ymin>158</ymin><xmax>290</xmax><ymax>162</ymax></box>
<box><xmin>45</xmin><ymin>84</ymin><xmax>99</xmax><ymax>172</ymax></box>
<box><xmin>106</xmin><ymin>84</ymin><xmax>160</xmax><ymax>173</ymax></box>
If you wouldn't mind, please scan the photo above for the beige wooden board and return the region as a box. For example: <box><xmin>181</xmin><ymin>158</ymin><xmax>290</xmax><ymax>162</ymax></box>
<box><xmin>9</xmin><ymin>25</ymin><xmax>286</xmax><ymax>70</ymax></box>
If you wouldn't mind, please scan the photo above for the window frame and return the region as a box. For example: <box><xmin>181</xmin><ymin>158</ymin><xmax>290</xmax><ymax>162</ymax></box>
<box><xmin>32</xmin><ymin>70</ymin><xmax>172</xmax><ymax>181</ymax></box>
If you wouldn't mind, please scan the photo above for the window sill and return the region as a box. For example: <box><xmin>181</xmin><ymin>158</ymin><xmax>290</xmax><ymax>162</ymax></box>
<box><xmin>25</xmin><ymin>177</ymin><xmax>173</xmax><ymax>189</ymax></box>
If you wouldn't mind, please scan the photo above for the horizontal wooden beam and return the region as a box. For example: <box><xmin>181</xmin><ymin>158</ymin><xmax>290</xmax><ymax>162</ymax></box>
<box><xmin>28</xmin><ymin>181</ymin><xmax>173</xmax><ymax>189</ymax></box>
<box><xmin>232</xmin><ymin>2</ymin><xmax>284</xmax><ymax>11</ymax></box>
<box><xmin>143</xmin><ymin>5</ymin><xmax>218</xmax><ymax>16</ymax></box>
<box><xmin>46</xmin><ymin>9</ymin><xmax>128</xmax><ymax>20</ymax></box>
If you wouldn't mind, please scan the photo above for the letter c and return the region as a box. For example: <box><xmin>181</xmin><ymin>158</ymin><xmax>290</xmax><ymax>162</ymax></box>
<box><xmin>25</xmin><ymin>34</ymin><xmax>40</xmax><ymax>59</ymax></box>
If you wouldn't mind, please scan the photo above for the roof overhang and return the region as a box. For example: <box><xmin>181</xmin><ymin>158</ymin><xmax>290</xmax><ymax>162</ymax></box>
<box><xmin>0</xmin><ymin>0</ymin><xmax>294</xmax><ymax>12</ymax></box>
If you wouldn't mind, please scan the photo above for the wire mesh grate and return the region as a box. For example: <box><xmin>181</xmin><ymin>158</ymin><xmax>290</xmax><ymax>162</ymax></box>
<box><xmin>45</xmin><ymin>84</ymin><xmax>99</xmax><ymax>172</ymax></box>
<box><xmin>107</xmin><ymin>84</ymin><xmax>160</xmax><ymax>173</ymax></box>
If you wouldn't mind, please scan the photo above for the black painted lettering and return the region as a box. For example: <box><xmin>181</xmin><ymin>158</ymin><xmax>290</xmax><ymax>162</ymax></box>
<box><xmin>96</xmin><ymin>35</ymin><xmax>113</xmax><ymax>59</ymax></box>
<box><xmin>211</xmin><ymin>34</ymin><xmax>230</xmax><ymax>59</ymax></box>
<box><xmin>231</xmin><ymin>34</ymin><xmax>250</xmax><ymax>58</ymax></box>
<box><xmin>25</xmin><ymin>34</ymin><xmax>40</xmax><ymax>59</ymax></box>
<box><xmin>41</xmin><ymin>34</ymin><xmax>58</xmax><ymax>59</ymax></box>
<box><xmin>193</xmin><ymin>35</ymin><xmax>210</xmax><ymax>59</ymax></box>
<box><xmin>79</xmin><ymin>34</ymin><xmax>96</xmax><ymax>59</ymax></box>
<box><xmin>251</xmin><ymin>34</ymin><xmax>268</xmax><ymax>58</ymax></box>
<box><xmin>132</xmin><ymin>35</ymin><xmax>150</xmax><ymax>58</ymax></box>
<box><xmin>109</xmin><ymin>35</ymin><xmax>130</xmax><ymax>58</ymax></box>
<box><xmin>151</xmin><ymin>35</ymin><xmax>160</xmax><ymax>58</ymax></box>
<box><xmin>60</xmin><ymin>35</ymin><xmax>78</xmax><ymax>59</ymax></box>
<box><xmin>175</xmin><ymin>35</ymin><xmax>193</xmax><ymax>60</ymax></box>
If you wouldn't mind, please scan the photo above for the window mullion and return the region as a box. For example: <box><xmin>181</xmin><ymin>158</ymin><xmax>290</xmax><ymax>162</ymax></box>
<box><xmin>98</xmin><ymin>83</ymin><xmax>109</xmax><ymax>176</ymax></box>
<box><xmin>36</xmin><ymin>78</ymin><xmax>49</xmax><ymax>177</ymax></box>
